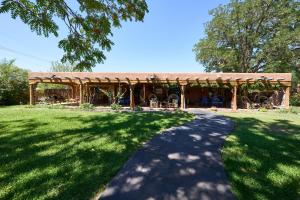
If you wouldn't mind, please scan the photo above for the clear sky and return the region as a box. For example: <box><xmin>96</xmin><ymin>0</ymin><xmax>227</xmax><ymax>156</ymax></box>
<box><xmin>0</xmin><ymin>0</ymin><xmax>229</xmax><ymax>72</ymax></box>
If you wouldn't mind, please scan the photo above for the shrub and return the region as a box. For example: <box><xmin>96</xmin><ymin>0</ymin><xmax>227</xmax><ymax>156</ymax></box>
<box><xmin>47</xmin><ymin>104</ymin><xmax>66</xmax><ymax>109</ymax></box>
<box><xmin>290</xmin><ymin>93</ymin><xmax>300</xmax><ymax>106</ymax></box>
<box><xmin>0</xmin><ymin>59</ymin><xmax>29</xmax><ymax>105</ymax></box>
<box><xmin>111</xmin><ymin>103</ymin><xmax>122</xmax><ymax>111</ymax></box>
<box><xmin>289</xmin><ymin>107</ymin><xmax>299</xmax><ymax>114</ymax></box>
<box><xmin>259</xmin><ymin>107</ymin><xmax>268</xmax><ymax>112</ymax></box>
<box><xmin>278</xmin><ymin>108</ymin><xmax>288</xmax><ymax>114</ymax></box>
<box><xmin>80</xmin><ymin>103</ymin><xmax>95</xmax><ymax>110</ymax></box>
<box><xmin>135</xmin><ymin>105</ymin><xmax>143</xmax><ymax>112</ymax></box>
<box><xmin>278</xmin><ymin>107</ymin><xmax>299</xmax><ymax>114</ymax></box>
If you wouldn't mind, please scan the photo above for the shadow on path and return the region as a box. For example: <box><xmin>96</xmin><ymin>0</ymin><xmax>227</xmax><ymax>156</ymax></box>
<box><xmin>100</xmin><ymin>111</ymin><xmax>235</xmax><ymax>200</ymax></box>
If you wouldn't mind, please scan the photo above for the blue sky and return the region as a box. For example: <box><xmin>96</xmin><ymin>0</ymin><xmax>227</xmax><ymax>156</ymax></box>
<box><xmin>0</xmin><ymin>0</ymin><xmax>229</xmax><ymax>72</ymax></box>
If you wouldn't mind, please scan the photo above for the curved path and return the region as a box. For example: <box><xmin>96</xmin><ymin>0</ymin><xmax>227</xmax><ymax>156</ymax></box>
<box><xmin>100</xmin><ymin>111</ymin><xmax>235</xmax><ymax>200</ymax></box>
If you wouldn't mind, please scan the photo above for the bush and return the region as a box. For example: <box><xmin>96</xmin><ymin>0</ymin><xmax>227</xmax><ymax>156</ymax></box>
<box><xmin>290</xmin><ymin>93</ymin><xmax>300</xmax><ymax>106</ymax></box>
<box><xmin>111</xmin><ymin>103</ymin><xmax>122</xmax><ymax>111</ymax></box>
<box><xmin>135</xmin><ymin>105</ymin><xmax>143</xmax><ymax>112</ymax></box>
<box><xmin>278</xmin><ymin>107</ymin><xmax>299</xmax><ymax>114</ymax></box>
<box><xmin>0</xmin><ymin>59</ymin><xmax>29</xmax><ymax>105</ymax></box>
<box><xmin>259</xmin><ymin>107</ymin><xmax>268</xmax><ymax>112</ymax></box>
<box><xmin>47</xmin><ymin>104</ymin><xmax>66</xmax><ymax>109</ymax></box>
<box><xmin>80</xmin><ymin>103</ymin><xmax>95</xmax><ymax>110</ymax></box>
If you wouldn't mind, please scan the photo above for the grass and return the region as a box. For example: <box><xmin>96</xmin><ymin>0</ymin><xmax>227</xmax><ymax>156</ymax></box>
<box><xmin>221</xmin><ymin>108</ymin><xmax>300</xmax><ymax>200</ymax></box>
<box><xmin>0</xmin><ymin>106</ymin><xmax>194</xmax><ymax>200</ymax></box>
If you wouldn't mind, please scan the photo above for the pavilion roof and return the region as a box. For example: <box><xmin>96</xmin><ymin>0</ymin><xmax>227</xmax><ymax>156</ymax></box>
<box><xmin>28</xmin><ymin>72</ymin><xmax>292</xmax><ymax>85</ymax></box>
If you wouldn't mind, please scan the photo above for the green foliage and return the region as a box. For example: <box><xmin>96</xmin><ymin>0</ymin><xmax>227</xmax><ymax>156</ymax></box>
<box><xmin>240</xmin><ymin>80</ymin><xmax>282</xmax><ymax>93</ymax></box>
<box><xmin>0</xmin><ymin>59</ymin><xmax>29</xmax><ymax>105</ymax></box>
<box><xmin>0</xmin><ymin>1</ymin><xmax>148</xmax><ymax>71</ymax></box>
<box><xmin>193</xmin><ymin>0</ymin><xmax>299</xmax><ymax>77</ymax></box>
<box><xmin>258</xmin><ymin>107</ymin><xmax>268</xmax><ymax>112</ymax></box>
<box><xmin>110</xmin><ymin>103</ymin><xmax>122</xmax><ymax>111</ymax></box>
<box><xmin>79</xmin><ymin>103</ymin><xmax>95</xmax><ymax>110</ymax></box>
<box><xmin>100</xmin><ymin>86</ymin><xmax>127</xmax><ymax>105</ymax></box>
<box><xmin>290</xmin><ymin>93</ymin><xmax>300</xmax><ymax>106</ymax></box>
<box><xmin>50</xmin><ymin>60</ymin><xmax>83</xmax><ymax>72</ymax></box>
<box><xmin>37</xmin><ymin>61</ymin><xmax>80</xmax><ymax>90</ymax></box>
<box><xmin>135</xmin><ymin>105</ymin><xmax>143</xmax><ymax>111</ymax></box>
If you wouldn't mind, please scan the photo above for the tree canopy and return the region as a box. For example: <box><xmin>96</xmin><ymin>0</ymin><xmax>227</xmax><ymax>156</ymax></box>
<box><xmin>0</xmin><ymin>59</ymin><xmax>29</xmax><ymax>105</ymax></box>
<box><xmin>0</xmin><ymin>0</ymin><xmax>148</xmax><ymax>71</ymax></box>
<box><xmin>193</xmin><ymin>0</ymin><xmax>299</xmax><ymax>82</ymax></box>
<box><xmin>50</xmin><ymin>60</ymin><xmax>83</xmax><ymax>72</ymax></box>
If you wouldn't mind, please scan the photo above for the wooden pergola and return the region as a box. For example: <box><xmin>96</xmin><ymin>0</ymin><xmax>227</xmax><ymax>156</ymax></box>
<box><xmin>28</xmin><ymin>72</ymin><xmax>292</xmax><ymax>110</ymax></box>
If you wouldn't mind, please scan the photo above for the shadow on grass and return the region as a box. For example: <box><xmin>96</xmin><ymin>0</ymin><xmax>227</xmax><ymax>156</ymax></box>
<box><xmin>0</xmin><ymin>110</ymin><xmax>193</xmax><ymax>200</ymax></box>
<box><xmin>222</xmin><ymin>116</ymin><xmax>300</xmax><ymax>200</ymax></box>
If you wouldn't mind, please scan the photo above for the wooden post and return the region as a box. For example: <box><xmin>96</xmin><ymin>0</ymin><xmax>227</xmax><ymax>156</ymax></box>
<box><xmin>231</xmin><ymin>85</ymin><xmax>237</xmax><ymax>111</ymax></box>
<box><xmin>29</xmin><ymin>83</ymin><xmax>35</xmax><ymax>105</ymax></box>
<box><xmin>143</xmin><ymin>83</ymin><xmax>146</xmax><ymax>105</ymax></box>
<box><xmin>180</xmin><ymin>85</ymin><xmax>186</xmax><ymax>110</ymax></box>
<box><xmin>79</xmin><ymin>84</ymin><xmax>84</xmax><ymax>105</ymax></box>
<box><xmin>72</xmin><ymin>85</ymin><xmax>76</xmax><ymax>99</ymax></box>
<box><xmin>284</xmin><ymin>86</ymin><xmax>290</xmax><ymax>109</ymax></box>
<box><xmin>129</xmin><ymin>84</ymin><xmax>135</xmax><ymax>110</ymax></box>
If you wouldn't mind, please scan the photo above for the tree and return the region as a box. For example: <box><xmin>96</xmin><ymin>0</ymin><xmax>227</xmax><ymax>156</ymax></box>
<box><xmin>50</xmin><ymin>60</ymin><xmax>91</xmax><ymax>72</ymax></box>
<box><xmin>0</xmin><ymin>59</ymin><xmax>29</xmax><ymax>105</ymax></box>
<box><xmin>37</xmin><ymin>61</ymin><xmax>82</xmax><ymax>90</ymax></box>
<box><xmin>50</xmin><ymin>61</ymin><xmax>79</xmax><ymax>72</ymax></box>
<box><xmin>193</xmin><ymin>0</ymin><xmax>299</xmax><ymax>84</ymax></box>
<box><xmin>0</xmin><ymin>0</ymin><xmax>148</xmax><ymax>71</ymax></box>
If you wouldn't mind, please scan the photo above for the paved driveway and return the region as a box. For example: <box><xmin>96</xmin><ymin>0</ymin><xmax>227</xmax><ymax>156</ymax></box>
<box><xmin>100</xmin><ymin>111</ymin><xmax>235</xmax><ymax>200</ymax></box>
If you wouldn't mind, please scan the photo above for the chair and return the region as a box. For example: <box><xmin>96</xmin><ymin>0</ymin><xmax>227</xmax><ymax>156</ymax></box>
<box><xmin>118</xmin><ymin>97</ymin><xmax>130</xmax><ymax>105</ymax></box>
<box><xmin>167</xmin><ymin>94</ymin><xmax>179</xmax><ymax>108</ymax></box>
<box><xmin>150</xmin><ymin>99</ymin><xmax>158</xmax><ymax>108</ymax></box>
<box><xmin>211</xmin><ymin>96</ymin><xmax>223</xmax><ymax>107</ymax></box>
<box><xmin>201</xmin><ymin>96</ymin><xmax>209</xmax><ymax>107</ymax></box>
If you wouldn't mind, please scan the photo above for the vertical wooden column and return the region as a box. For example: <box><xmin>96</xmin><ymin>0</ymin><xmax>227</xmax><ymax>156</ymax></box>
<box><xmin>180</xmin><ymin>85</ymin><xmax>186</xmax><ymax>110</ymax></box>
<box><xmin>79</xmin><ymin>84</ymin><xmax>84</xmax><ymax>105</ymax></box>
<box><xmin>72</xmin><ymin>85</ymin><xmax>76</xmax><ymax>99</ymax></box>
<box><xmin>231</xmin><ymin>85</ymin><xmax>237</xmax><ymax>111</ymax></box>
<box><xmin>143</xmin><ymin>84</ymin><xmax>146</xmax><ymax>105</ymax></box>
<box><xmin>129</xmin><ymin>84</ymin><xmax>135</xmax><ymax>110</ymax></box>
<box><xmin>29</xmin><ymin>83</ymin><xmax>36</xmax><ymax>105</ymax></box>
<box><xmin>284</xmin><ymin>86</ymin><xmax>290</xmax><ymax>109</ymax></box>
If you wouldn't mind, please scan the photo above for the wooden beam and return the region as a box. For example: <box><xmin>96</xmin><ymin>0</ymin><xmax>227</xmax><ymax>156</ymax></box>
<box><xmin>85</xmin><ymin>77</ymin><xmax>91</xmax><ymax>82</ymax></box>
<box><xmin>79</xmin><ymin>84</ymin><xmax>84</xmax><ymax>105</ymax></box>
<box><xmin>180</xmin><ymin>85</ymin><xmax>186</xmax><ymax>110</ymax></box>
<box><xmin>126</xmin><ymin>77</ymin><xmax>131</xmax><ymax>84</ymax></box>
<box><xmin>284</xmin><ymin>86</ymin><xmax>290</xmax><ymax>109</ymax></box>
<box><xmin>105</xmin><ymin>77</ymin><xmax>110</xmax><ymax>82</ymax></box>
<box><xmin>231</xmin><ymin>85</ymin><xmax>237</xmax><ymax>111</ymax></box>
<box><xmin>29</xmin><ymin>84</ymin><xmax>35</xmax><ymax>105</ymax></box>
<box><xmin>96</xmin><ymin>78</ymin><xmax>101</xmax><ymax>83</ymax></box>
<box><xmin>64</xmin><ymin>77</ymin><xmax>72</xmax><ymax>82</ymax></box>
<box><xmin>143</xmin><ymin>83</ymin><xmax>146</xmax><ymax>105</ymax></box>
<box><xmin>129</xmin><ymin>84</ymin><xmax>135</xmax><ymax>110</ymax></box>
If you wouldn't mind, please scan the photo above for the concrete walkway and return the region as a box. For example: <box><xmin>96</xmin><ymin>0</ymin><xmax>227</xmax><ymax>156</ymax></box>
<box><xmin>100</xmin><ymin>111</ymin><xmax>235</xmax><ymax>200</ymax></box>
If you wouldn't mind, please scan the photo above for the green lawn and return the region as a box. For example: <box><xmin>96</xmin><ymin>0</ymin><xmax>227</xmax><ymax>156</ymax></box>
<box><xmin>221</xmin><ymin>109</ymin><xmax>300</xmax><ymax>200</ymax></box>
<box><xmin>0</xmin><ymin>106</ymin><xmax>193</xmax><ymax>200</ymax></box>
